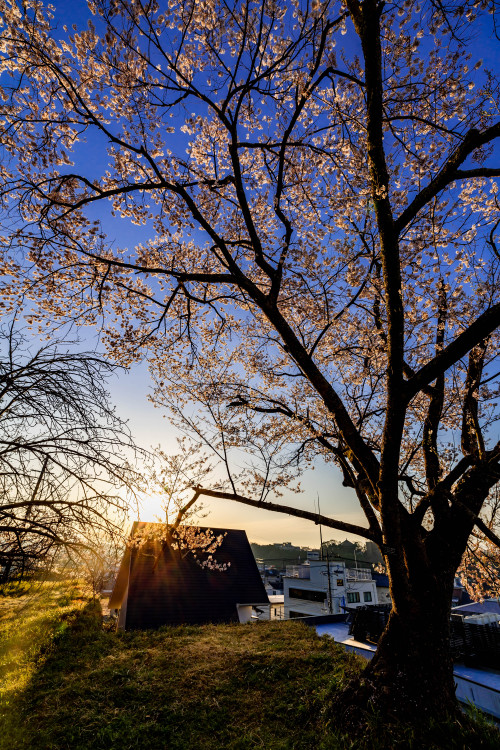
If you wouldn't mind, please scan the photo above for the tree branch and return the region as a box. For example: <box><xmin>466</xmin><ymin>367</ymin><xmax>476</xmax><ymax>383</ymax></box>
<box><xmin>191</xmin><ymin>486</ymin><xmax>378</xmax><ymax>542</ymax></box>
<box><xmin>406</xmin><ymin>303</ymin><xmax>500</xmax><ymax>401</ymax></box>
<box><xmin>395</xmin><ymin>123</ymin><xmax>500</xmax><ymax>234</ymax></box>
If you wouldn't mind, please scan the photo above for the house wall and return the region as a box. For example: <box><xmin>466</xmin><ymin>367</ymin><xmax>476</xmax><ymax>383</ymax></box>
<box><xmin>270</xmin><ymin>603</ymin><xmax>285</xmax><ymax>620</ymax></box>
<box><xmin>284</xmin><ymin>562</ymin><xmax>378</xmax><ymax>619</ymax></box>
<box><xmin>117</xmin><ymin>585</ymin><xmax>128</xmax><ymax>630</ymax></box>
<box><xmin>376</xmin><ymin>585</ymin><xmax>391</xmax><ymax>604</ymax></box>
<box><xmin>258</xmin><ymin>598</ymin><xmax>285</xmax><ymax>621</ymax></box>
<box><xmin>237</xmin><ymin>604</ymin><xmax>253</xmax><ymax>623</ymax></box>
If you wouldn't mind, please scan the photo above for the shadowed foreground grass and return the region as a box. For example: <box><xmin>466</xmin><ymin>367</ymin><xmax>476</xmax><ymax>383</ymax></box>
<box><xmin>1</xmin><ymin>586</ymin><xmax>499</xmax><ymax>750</ymax></box>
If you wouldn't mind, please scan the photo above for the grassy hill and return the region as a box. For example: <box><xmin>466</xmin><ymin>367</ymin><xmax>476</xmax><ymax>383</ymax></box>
<box><xmin>0</xmin><ymin>582</ymin><xmax>498</xmax><ymax>750</ymax></box>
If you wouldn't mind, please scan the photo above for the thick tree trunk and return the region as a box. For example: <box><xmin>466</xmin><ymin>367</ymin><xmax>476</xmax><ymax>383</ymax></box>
<box><xmin>364</xmin><ymin>603</ymin><xmax>456</xmax><ymax>713</ymax></box>
<box><xmin>335</xmin><ymin>569</ymin><xmax>459</xmax><ymax>729</ymax></box>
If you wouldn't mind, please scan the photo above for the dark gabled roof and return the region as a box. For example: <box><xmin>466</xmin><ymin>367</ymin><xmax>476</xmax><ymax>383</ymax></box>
<box><xmin>109</xmin><ymin>524</ymin><xmax>268</xmax><ymax>629</ymax></box>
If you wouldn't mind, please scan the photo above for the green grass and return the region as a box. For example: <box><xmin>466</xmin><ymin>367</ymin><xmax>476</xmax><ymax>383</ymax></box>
<box><xmin>0</xmin><ymin>587</ymin><xmax>499</xmax><ymax>750</ymax></box>
<box><xmin>0</xmin><ymin>579</ymin><xmax>85</xmax><ymax>701</ymax></box>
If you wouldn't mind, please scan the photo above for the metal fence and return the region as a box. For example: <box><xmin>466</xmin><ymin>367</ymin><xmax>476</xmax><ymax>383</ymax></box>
<box><xmin>348</xmin><ymin>605</ymin><xmax>500</xmax><ymax>669</ymax></box>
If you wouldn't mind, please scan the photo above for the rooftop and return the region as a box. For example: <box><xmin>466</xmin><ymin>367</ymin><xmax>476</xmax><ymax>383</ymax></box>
<box><xmin>109</xmin><ymin>524</ymin><xmax>268</xmax><ymax>629</ymax></box>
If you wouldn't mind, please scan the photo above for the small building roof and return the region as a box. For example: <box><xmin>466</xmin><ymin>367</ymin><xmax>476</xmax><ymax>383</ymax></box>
<box><xmin>109</xmin><ymin>524</ymin><xmax>268</xmax><ymax>629</ymax></box>
<box><xmin>372</xmin><ymin>572</ymin><xmax>390</xmax><ymax>588</ymax></box>
<box><xmin>268</xmin><ymin>594</ymin><xmax>284</xmax><ymax>604</ymax></box>
<box><xmin>452</xmin><ymin>598</ymin><xmax>500</xmax><ymax>616</ymax></box>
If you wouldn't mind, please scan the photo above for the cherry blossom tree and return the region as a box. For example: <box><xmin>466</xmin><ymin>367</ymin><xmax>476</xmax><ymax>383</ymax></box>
<box><xmin>1</xmin><ymin>0</ymin><xmax>500</xmax><ymax>727</ymax></box>
<box><xmin>458</xmin><ymin>488</ymin><xmax>500</xmax><ymax>601</ymax></box>
<box><xmin>128</xmin><ymin>438</ymin><xmax>232</xmax><ymax>571</ymax></box>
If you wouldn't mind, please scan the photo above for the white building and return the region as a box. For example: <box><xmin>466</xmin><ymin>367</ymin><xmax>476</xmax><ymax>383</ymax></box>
<box><xmin>257</xmin><ymin>594</ymin><xmax>285</xmax><ymax>621</ymax></box>
<box><xmin>283</xmin><ymin>561</ymin><xmax>378</xmax><ymax>618</ymax></box>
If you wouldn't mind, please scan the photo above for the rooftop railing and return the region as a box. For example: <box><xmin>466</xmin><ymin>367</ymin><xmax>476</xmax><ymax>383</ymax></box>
<box><xmin>285</xmin><ymin>565</ymin><xmax>310</xmax><ymax>579</ymax></box>
<box><xmin>346</xmin><ymin>568</ymin><xmax>372</xmax><ymax>581</ymax></box>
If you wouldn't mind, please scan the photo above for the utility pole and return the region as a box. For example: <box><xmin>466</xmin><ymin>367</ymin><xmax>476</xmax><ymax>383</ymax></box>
<box><xmin>317</xmin><ymin>495</ymin><xmax>333</xmax><ymax>614</ymax></box>
<box><xmin>325</xmin><ymin>543</ymin><xmax>333</xmax><ymax>614</ymax></box>
<box><xmin>317</xmin><ymin>493</ymin><xmax>324</xmax><ymax>562</ymax></box>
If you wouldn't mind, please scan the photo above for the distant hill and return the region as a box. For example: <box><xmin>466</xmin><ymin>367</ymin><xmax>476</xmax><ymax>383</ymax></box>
<box><xmin>250</xmin><ymin>542</ymin><xmax>314</xmax><ymax>567</ymax></box>
<box><xmin>250</xmin><ymin>539</ymin><xmax>383</xmax><ymax>568</ymax></box>
<box><xmin>322</xmin><ymin>539</ymin><xmax>384</xmax><ymax>566</ymax></box>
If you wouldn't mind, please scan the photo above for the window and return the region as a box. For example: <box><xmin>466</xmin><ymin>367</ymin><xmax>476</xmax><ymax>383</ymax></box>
<box><xmin>347</xmin><ymin>592</ymin><xmax>360</xmax><ymax>603</ymax></box>
<box><xmin>363</xmin><ymin>591</ymin><xmax>372</xmax><ymax>602</ymax></box>
<box><xmin>288</xmin><ymin>587</ymin><xmax>326</xmax><ymax>603</ymax></box>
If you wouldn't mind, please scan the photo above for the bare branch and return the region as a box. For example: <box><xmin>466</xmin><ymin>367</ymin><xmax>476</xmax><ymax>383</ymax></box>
<box><xmin>192</xmin><ymin>486</ymin><xmax>378</xmax><ymax>542</ymax></box>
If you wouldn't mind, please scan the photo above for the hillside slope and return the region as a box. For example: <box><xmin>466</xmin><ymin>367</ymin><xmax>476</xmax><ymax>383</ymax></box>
<box><xmin>1</xmin><ymin>586</ymin><xmax>498</xmax><ymax>750</ymax></box>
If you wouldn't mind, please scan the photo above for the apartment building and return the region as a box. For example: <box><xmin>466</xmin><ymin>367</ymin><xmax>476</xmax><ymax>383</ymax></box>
<box><xmin>283</xmin><ymin>560</ymin><xmax>378</xmax><ymax>618</ymax></box>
